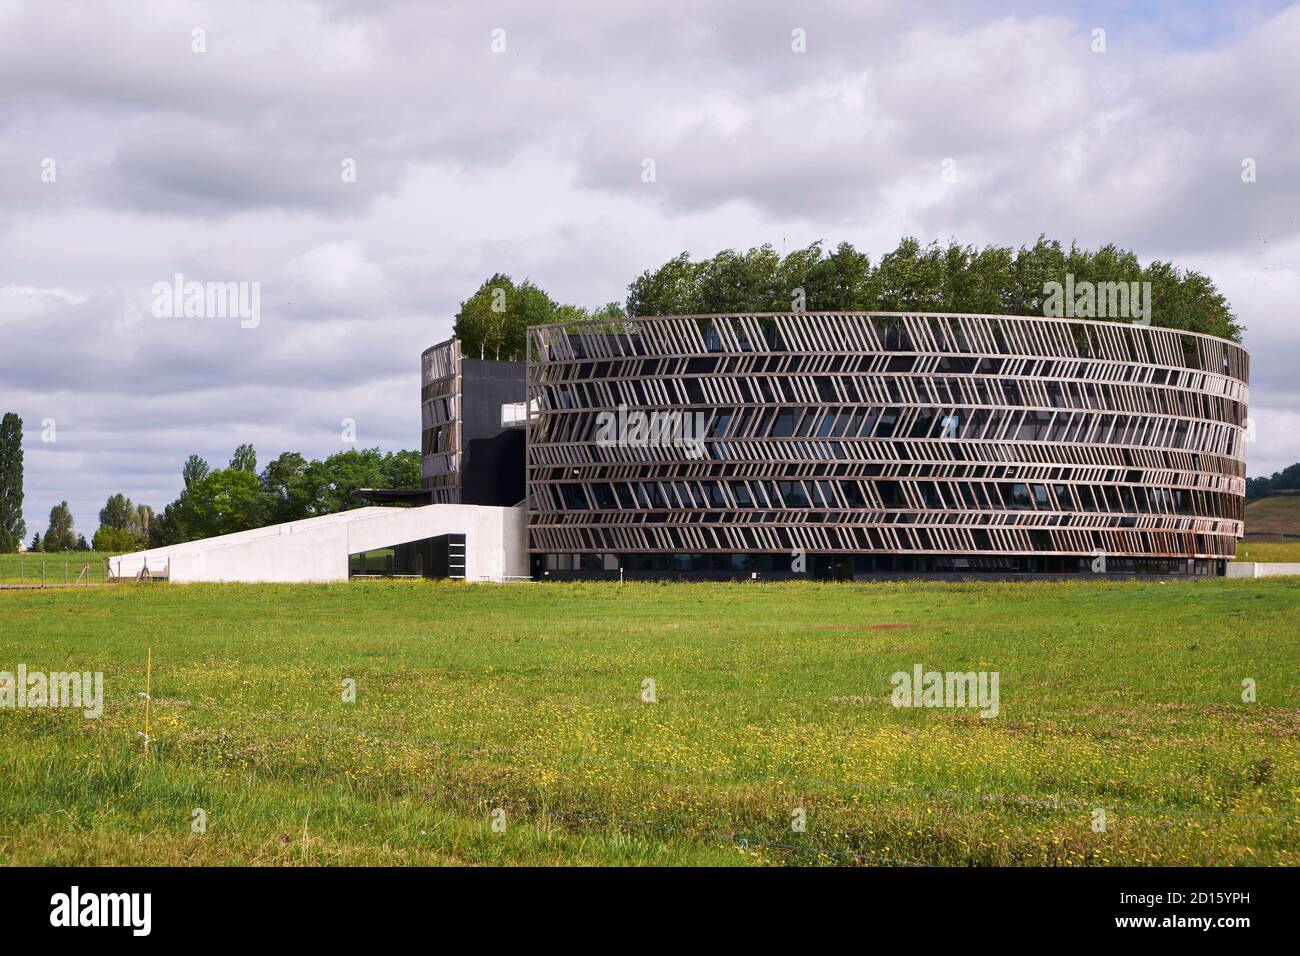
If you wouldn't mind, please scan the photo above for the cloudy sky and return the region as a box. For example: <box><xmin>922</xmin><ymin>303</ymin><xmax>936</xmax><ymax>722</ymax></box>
<box><xmin>2</xmin><ymin>0</ymin><xmax>1298</xmax><ymax>537</ymax></box>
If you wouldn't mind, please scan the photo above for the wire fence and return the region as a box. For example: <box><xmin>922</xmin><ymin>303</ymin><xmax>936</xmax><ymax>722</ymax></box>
<box><xmin>0</xmin><ymin>558</ymin><xmax>106</xmax><ymax>588</ymax></box>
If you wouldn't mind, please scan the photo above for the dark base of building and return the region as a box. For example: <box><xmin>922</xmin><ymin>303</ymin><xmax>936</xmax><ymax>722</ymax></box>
<box><xmin>534</xmin><ymin>552</ymin><xmax>1228</xmax><ymax>581</ymax></box>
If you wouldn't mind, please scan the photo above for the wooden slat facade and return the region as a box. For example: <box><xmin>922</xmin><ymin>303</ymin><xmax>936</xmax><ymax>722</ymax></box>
<box><xmin>524</xmin><ymin>313</ymin><xmax>1249</xmax><ymax>563</ymax></box>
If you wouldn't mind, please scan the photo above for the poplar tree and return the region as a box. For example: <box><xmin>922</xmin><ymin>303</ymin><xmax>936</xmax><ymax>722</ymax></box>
<box><xmin>0</xmin><ymin>412</ymin><xmax>25</xmax><ymax>552</ymax></box>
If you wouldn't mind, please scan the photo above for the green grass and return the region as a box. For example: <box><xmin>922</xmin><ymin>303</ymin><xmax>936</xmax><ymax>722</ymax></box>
<box><xmin>0</xmin><ymin>552</ymin><xmax>110</xmax><ymax>586</ymax></box>
<box><xmin>1237</xmin><ymin>540</ymin><xmax>1300</xmax><ymax>562</ymax></box>
<box><xmin>2</xmin><ymin>578</ymin><xmax>1298</xmax><ymax>866</ymax></box>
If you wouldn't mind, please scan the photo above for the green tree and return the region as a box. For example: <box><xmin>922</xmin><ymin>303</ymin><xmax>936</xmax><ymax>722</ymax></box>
<box><xmin>0</xmin><ymin>412</ymin><xmax>25</xmax><ymax>552</ymax></box>
<box><xmin>380</xmin><ymin>450</ymin><xmax>421</xmax><ymax>489</ymax></box>
<box><xmin>623</xmin><ymin>236</ymin><xmax>1243</xmax><ymax>341</ymax></box>
<box><xmin>98</xmin><ymin>493</ymin><xmax>137</xmax><ymax>533</ymax></box>
<box><xmin>874</xmin><ymin>237</ymin><xmax>947</xmax><ymax>311</ymax></box>
<box><xmin>259</xmin><ymin>451</ymin><xmax>310</xmax><ymax>524</ymax></box>
<box><xmin>453</xmin><ymin>274</ymin><xmax>542</xmax><ymax>361</ymax></box>
<box><xmin>627</xmin><ymin>251</ymin><xmax>703</xmax><ymax>316</ymax></box>
<box><xmin>552</xmin><ymin>303</ymin><xmax>592</xmax><ymax>326</ymax></box>
<box><xmin>302</xmin><ymin>449</ymin><xmax>386</xmax><ymax>515</ymax></box>
<box><xmin>92</xmin><ymin>525</ymin><xmax>141</xmax><ymax>554</ymax></box>
<box><xmin>148</xmin><ymin>499</ymin><xmax>191</xmax><ymax>547</ymax></box>
<box><xmin>186</xmin><ymin>469</ymin><xmax>266</xmax><ymax>538</ymax></box>
<box><xmin>452</xmin><ymin>275</ymin><xmax>601</xmax><ymax>361</ymax></box>
<box><xmin>1142</xmin><ymin>260</ymin><xmax>1240</xmax><ymax>340</ymax></box>
<box><xmin>230</xmin><ymin>443</ymin><xmax>257</xmax><ymax>473</ymax></box>
<box><xmin>696</xmin><ymin>246</ymin><xmax>780</xmax><ymax>313</ymax></box>
<box><xmin>453</xmin><ymin>273</ymin><xmax>509</xmax><ymax>359</ymax></box>
<box><xmin>148</xmin><ymin>445</ymin><xmax>425</xmax><ymax>543</ymax></box>
<box><xmin>29</xmin><ymin>531</ymin><xmax>42</xmax><ymax>552</ymax></box>
<box><xmin>183</xmin><ymin>454</ymin><xmax>210</xmax><ymax>490</ymax></box>
<box><xmin>93</xmin><ymin>493</ymin><xmax>146</xmax><ymax>552</ymax></box>
<box><xmin>44</xmin><ymin>501</ymin><xmax>76</xmax><ymax>552</ymax></box>
<box><xmin>958</xmin><ymin>243</ymin><xmax>1016</xmax><ymax>313</ymax></box>
<box><xmin>152</xmin><ymin>454</ymin><xmax>210</xmax><ymax>546</ymax></box>
<box><xmin>1247</xmin><ymin>463</ymin><xmax>1300</xmax><ymax>501</ymax></box>
<box><xmin>774</xmin><ymin>242</ymin><xmax>822</xmax><ymax>310</ymax></box>
<box><xmin>1008</xmin><ymin>235</ymin><xmax>1066</xmax><ymax>315</ymax></box>
<box><xmin>512</xmin><ymin>281</ymin><xmax>561</xmax><ymax>356</ymax></box>
<box><xmin>75</xmin><ymin>533</ymin><xmax>90</xmax><ymax>551</ymax></box>
<box><xmin>788</xmin><ymin>241</ymin><xmax>875</xmax><ymax>311</ymax></box>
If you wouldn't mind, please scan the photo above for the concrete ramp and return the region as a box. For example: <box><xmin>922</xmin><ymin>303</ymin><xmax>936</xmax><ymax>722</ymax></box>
<box><xmin>1225</xmin><ymin>561</ymin><xmax>1300</xmax><ymax>579</ymax></box>
<box><xmin>108</xmin><ymin>504</ymin><xmax>526</xmax><ymax>583</ymax></box>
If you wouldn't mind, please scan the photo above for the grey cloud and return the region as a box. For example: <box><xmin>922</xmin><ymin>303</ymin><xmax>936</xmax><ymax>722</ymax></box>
<box><xmin>88</xmin><ymin>117</ymin><xmax>406</xmax><ymax>216</ymax></box>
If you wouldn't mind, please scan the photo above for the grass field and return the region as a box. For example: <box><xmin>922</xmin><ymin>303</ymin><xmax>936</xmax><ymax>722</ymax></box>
<box><xmin>0</xmin><ymin>552</ymin><xmax>110</xmax><ymax>586</ymax></box>
<box><xmin>2</xmin><ymin>578</ymin><xmax>1298</xmax><ymax>866</ymax></box>
<box><xmin>1236</xmin><ymin>540</ymin><xmax>1300</xmax><ymax>562</ymax></box>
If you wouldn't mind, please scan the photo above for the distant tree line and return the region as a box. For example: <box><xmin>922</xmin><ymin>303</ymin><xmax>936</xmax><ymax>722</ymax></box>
<box><xmin>1246</xmin><ymin>463</ymin><xmax>1300</xmax><ymax>502</ymax></box>
<box><xmin>137</xmin><ymin>444</ymin><xmax>421</xmax><ymax>549</ymax></box>
<box><xmin>0</xmin><ymin>416</ymin><xmax>421</xmax><ymax>555</ymax></box>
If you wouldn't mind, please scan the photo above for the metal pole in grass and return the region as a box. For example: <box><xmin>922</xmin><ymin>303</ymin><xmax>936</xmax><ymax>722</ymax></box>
<box><xmin>139</xmin><ymin>647</ymin><xmax>153</xmax><ymax>753</ymax></box>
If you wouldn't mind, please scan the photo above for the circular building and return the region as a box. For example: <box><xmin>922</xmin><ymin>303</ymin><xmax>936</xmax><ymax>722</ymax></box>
<box><xmin>525</xmin><ymin>313</ymin><xmax>1248</xmax><ymax>580</ymax></box>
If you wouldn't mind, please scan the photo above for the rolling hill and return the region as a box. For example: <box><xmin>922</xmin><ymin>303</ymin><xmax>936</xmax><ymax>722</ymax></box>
<box><xmin>1245</xmin><ymin>494</ymin><xmax>1300</xmax><ymax>536</ymax></box>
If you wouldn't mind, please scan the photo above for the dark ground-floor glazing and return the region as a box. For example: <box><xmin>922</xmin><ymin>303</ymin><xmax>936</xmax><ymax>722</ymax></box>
<box><xmin>533</xmin><ymin>552</ymin><xmax>1227</xmax><ymax>581</ymax></box>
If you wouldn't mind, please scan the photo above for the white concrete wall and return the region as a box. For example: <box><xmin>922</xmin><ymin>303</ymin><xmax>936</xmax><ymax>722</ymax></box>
<box><xmin>1225</xmin><ymin>561</ymin><xmax>1300</xmax><ymax>579</ymax></box>
<box><xmin>344</xmin><ymin>504</ymin><xmax>527</xmax><ymax>581</ymax></box>
<box><xmin>109</xmin><ymin>504</ymin><xmax>527</xmax><ymax>583</ymax></box>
